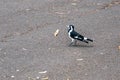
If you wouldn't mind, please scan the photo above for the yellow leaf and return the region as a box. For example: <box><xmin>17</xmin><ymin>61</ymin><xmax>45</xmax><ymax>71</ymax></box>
<box><xmin>54</xmin><ymin>29</ymin><xmax>59</xmax><ymax>37</ymax></box>
<box><xmin>42</xmin><ymin>77</ymin><xmax>48</xmax><ymax>80</ymax></box>
<box><xmin>118</xmin><ymin>46</ymin><xmax>120</xmax><ymax>50</ymax></box>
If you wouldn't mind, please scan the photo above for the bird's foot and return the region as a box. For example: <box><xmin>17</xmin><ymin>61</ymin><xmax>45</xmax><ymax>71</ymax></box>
<box><xmin>69</xmin><ymin>42</ymin><xmax>73</xmax><ymax>46</ymax></box>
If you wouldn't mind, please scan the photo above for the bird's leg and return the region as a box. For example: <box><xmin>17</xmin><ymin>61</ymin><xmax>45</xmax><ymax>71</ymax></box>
<box><xmin>69</xmin><ymin>42</ymin><xmax>73</xmax><ymax>46</ymax></box>
<box><xmin>74</xmin><ymin>40</ymin><xmax>77</xmax><ymax>45</ymax></box>
<box><xmin>69</xmin><ymin>39</ymin><xmax>75</xmax><ymax>46</ymax></box>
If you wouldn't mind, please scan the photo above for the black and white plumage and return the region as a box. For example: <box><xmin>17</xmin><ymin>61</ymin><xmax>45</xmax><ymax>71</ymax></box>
<box><xmin>67</xmin><ymin>25</ymin><xmax>93</xmax><ymax>45</ymax></box>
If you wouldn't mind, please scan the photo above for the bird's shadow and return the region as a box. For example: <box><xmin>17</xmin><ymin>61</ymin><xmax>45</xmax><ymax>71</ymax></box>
<box><xmin>68</xmin><ymin>44</ymin><xmax>94</xmax><ymax>48</ymax></box>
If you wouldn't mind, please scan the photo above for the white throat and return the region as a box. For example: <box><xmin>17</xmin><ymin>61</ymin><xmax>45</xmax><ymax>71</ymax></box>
<box><xmin>68</xmin><ymin>27</ymin><xmax>73</xmax><ymax>39</ymax></box>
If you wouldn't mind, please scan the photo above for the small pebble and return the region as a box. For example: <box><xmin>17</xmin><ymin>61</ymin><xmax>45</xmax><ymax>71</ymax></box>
<box><xmin>11</xmin><ymin>75</ymin><xmax>15</xmax><ymax>78</ymax></box>
<box><xmin>39</xmin><ymin>71</ymin><xmax>47</xmax><ymax>74</ymax></box>
<box><xmin>73</xmin><ymin>0</ymin><xmax>77</xmax><ymax>1</ymax></box>
<box><xmin>76</xmin><ymin>58</ymin><xmax>83</xmax><ymax>61</ymax></box>
<box><xmin>71</xmin><ymin>3</ymin><xmax>77</xmax><ymax>6</ymax></box>
<box><xmin>67</xmin><ymin>78</ymin><xmax>70</xmax><ymax>80</ymax></box>
<box><xmin>36</xmin><ymin>77</ymin><xmax>40</xmax><ymax>79</ymax></box>
<box><xmin>97</xmin><ymin>3</ymin><xmax>102</xmax><ymax>5</ymax></box>
<box><xmin>4</xmin><ymin>52</ymin><xmax>7</xmax><ymax>55</ymax></box>
<box><xmin>85</xmin><ymin>73</ymin><xmax>88</xmax><ymax>75</ymax></box>
<box><xmin>16</xmin><ymin>69</ymin><xmax>20</xmax><ymax>72</ymax></box>
<box><xmin>22</xmin><ymin>48</ymin><xmax>27</xmax><ymax>51</ymax></box>
<box><xmin>26</xmin><ymin>9</ymin><xmax>30</xmax><ymax>11</ymax></box>
<box><xmin>100</xmin><ymin>53</ymin><xmax>104</xmax><ymax>55</ymax></box>
<box><xmin>28</xmin><ymin>77</ymin><xmax>35</xmax><ymax>80</ymax></box>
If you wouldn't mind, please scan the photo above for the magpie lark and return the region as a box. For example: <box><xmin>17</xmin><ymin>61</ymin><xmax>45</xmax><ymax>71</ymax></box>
<box><xmin>67</xmin><ymin>25</ymin><xmax>93</xmax><ymax>45</ymax></box>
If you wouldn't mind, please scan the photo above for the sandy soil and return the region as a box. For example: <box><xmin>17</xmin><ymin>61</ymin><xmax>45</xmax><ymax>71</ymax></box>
<box><xmin>0</xmin><ymin>0</ymin><xmax>120</xmax><ymax>80</ymax></box>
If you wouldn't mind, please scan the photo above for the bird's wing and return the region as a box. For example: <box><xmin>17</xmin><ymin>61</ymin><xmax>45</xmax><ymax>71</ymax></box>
<box><xmin>71</xmin><ymin>31</ymin><xmax>84</xmax><ymax>39</ymax></box>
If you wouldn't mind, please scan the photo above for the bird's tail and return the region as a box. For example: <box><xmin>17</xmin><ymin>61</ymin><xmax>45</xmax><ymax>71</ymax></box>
<box><xmin>87</xmin><ymin>38</ymin><xmax>93</xmax><ymax>42</ymax></box>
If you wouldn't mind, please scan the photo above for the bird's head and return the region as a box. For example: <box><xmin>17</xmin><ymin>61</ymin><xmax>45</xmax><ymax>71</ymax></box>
<box><xmin>67</xmin><ymin>25</ymin><xmax>74</xmax><ymax>31</ymax></box>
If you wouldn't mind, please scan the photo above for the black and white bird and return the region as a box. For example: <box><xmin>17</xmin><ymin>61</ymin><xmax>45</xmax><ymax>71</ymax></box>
<box><xmin>67</xmin><ymin>25</ymin><xmax>93</xmax><ymax>45</ymax></box>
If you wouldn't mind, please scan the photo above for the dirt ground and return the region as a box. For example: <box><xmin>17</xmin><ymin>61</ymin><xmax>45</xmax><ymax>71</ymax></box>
<box><xmin>0</xmin><ymin>0</ymin><xmax>120</xmax><ymax>80</ymax></box>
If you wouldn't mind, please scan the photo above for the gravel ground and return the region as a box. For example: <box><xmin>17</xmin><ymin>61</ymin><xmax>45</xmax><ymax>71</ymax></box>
<box><xmin>0</xmin><ymin>0</ymin><xmax>120</xmax><ymax>80</ymax></box>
